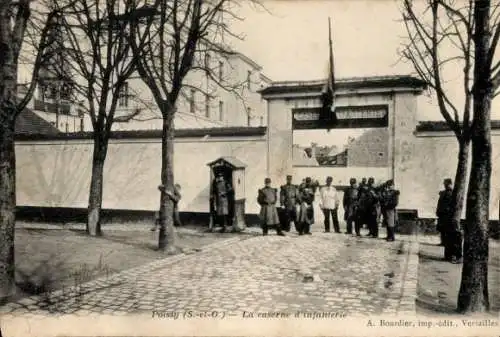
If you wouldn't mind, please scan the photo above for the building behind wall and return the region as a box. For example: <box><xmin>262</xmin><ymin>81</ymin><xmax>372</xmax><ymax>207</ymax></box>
<box><xmin>17</xmin><ymin>6</ymin><xmax>271</xmax><ymax>133</ymax></box>
<box><xmin>111</xmin><ymin>53</ymin><xmax>271</xmax><ymax>131</ymax></box>
<box><xmin>15</xmin><ymin>74</ymin><xmax>500</xmax><ymax>235</ymax></box>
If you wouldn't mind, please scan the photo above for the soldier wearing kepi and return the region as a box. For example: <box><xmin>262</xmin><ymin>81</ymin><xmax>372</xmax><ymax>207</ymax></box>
<box><xmin>297</xmin><ymin>177</ymin><xmax>315</xmax><ymax>235</ymax></box>
<box><xmin>280</xmin><ymin>175</ymin><xmax>299</xmax><ymax>232</ymax></box>
<box><xmin>380</xmin><ymin>180</ymin><xmax>400</xmax><ymax>241</ymax></box>
<box><xmin>212</xmin><ymin>172</ymin><xmax>233</xmax><ymax>233</ymax></box>
<box><xmin>436</xmin><ymin>178</ymin><xmax>453</xmax><ymax>247</ymax></box>
<box><xmin>365</xmin><ymin>177</ymin><xmax>380</xmax><ymax>238</ymax></box>
<box><xmin>258</xmin><ymin>178</ymin><xmax>285</xmax><ymax>236</ymax></box>
<box><xmin>436</xmin><ymin>178</ymin><xmax>462</xmax><ymax>262</ymax></box>
<box><xmin>343</xmin><ymin>178</ymin><xmax>359</xmax><ymax>235</ymax></box>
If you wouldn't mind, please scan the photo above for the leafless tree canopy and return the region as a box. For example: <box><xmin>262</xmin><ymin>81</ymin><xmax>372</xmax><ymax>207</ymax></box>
<box><xmin>128</xmin><ymin>0</ymin><xmax>264</xmax><ymax>116</ymax></box>
<box><xmin>1</xmin><ymin>0</ymin><xmax>72</xmax><ymax>118</ymax></box>
<box><xmin>400</xmin><ymin>0</ymin><xmax>500</xmax><ymax>138</ymax></box>
<box><xmin>44</xmin><ymin>0</ymin><xmax>153</xmax><ymax>130</ymax></box>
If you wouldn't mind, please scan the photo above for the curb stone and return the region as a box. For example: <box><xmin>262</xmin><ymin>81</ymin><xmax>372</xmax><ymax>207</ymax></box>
<box><xmin>397</xmin><ymin>235</ymin><xmax>419</xmax><ymax>315</ymax></box>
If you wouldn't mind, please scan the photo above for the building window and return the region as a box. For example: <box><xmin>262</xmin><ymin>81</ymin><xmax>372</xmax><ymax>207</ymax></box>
<box><xmin>246</xmin><ymin>107</ymin><xmax>251</xmax><ymax>126</ymax></box>
<box><xmin>218</xmin><ymin>61</ymin><xmax>223</xmax><ymax>81</ymax></box>
<box><xmin>205</xmin><ymin>54</ymin><xmax>211</xmax><ymax>75</ymax></box>
<box><xmin>205</xmin><ymin>94</ymin><xmax>210</xmax><ymax>118</ymax></box>
<box><xmin>190</xmin><ymin>89</ymin><xmax>195</xmax><ymax>113</ymax></box>
<box><xmin>114</xmin><ymin>1</ymin><xmax>120</xmax><ymax>14</ymax></box>
<box><xmin>219</xmin><ymin>101</ymin><xmax>224</xmax><ymax>121</ymax></box>
<box><xmin>118</xmin><ymin>82</ymin><xmax>128</xmax><ymax>107</ymax></box>
<box><xmin>38</xmin><ymin>84</ymin><xmax>46</xmax><ymax>101</ymax></box>
<box><xmin>60</xmin><ymin>82</ymin><xmax>72</xmax><ymax>100</ymax></box>
<box><xmin>247</xmin><ymin>71</ymin><xmax>251</xmax><ymax>89</ymax></box>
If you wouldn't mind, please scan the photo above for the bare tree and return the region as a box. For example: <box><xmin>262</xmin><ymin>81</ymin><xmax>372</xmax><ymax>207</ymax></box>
<box><xmin>401</xmin><ymin>0</ymin><xmax>500</xmax><ymax>313</ymax></box>
<box><xmin>0</xmin><ymin>0</ymin><xmax>69</xmax><ymax>299</ymax></box>
<box><xmin>129</xmin><ymin>0</ymin><xmax>258</xmax><ymax>252</ymax></box>
<box><xmin>54</xmin><ymin>0</ymin><xmax>149</xmax><ymax>236</ymax></box>
<box><xmin>459</xmin><ymin>0</ymin><xmax>495</xmax><ymax>313</ymax></box>
<box><xmin>401</xmin><ymin>0</ymin><xmax>474</xmax><ymax>253</ymax></box>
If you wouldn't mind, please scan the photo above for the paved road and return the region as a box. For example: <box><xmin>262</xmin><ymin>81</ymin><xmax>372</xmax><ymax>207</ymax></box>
<box><xmin>1</xmin><ymin>227</ymin><xmax>419</xmax><ymax>317</ymax></box>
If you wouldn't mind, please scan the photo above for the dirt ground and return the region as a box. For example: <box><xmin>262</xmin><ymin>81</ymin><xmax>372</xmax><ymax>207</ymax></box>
<box><xmin>12</xmin><ymin>225</ymin><xmax>238</xmax><ymax>301</ymax></box>
<box><xmin>10</xmin><ymin>224</ymin><xmax>500</xmax><ymax>317</ymax></box>
<box><xmin>416</xmin><ymin>237</ymin><xmax>499</xmax><ymax>316</ymax></box>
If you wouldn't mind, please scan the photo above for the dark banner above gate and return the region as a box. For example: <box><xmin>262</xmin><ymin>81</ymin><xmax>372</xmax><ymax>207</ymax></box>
<box><xmin>292</xmin><ymin>104</ymin><xmax>389</xmax><ymax>129</ymax></box>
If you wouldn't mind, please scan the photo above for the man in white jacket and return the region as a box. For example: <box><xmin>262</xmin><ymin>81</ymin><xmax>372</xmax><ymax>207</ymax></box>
<box><xmin>319</xmin><ymin>176</ymin><xmax>340</xmax><ymax>233</ymax></box>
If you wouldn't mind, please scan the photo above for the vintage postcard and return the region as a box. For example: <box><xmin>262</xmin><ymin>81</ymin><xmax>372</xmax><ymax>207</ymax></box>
<box><xmin>0</xmin><ymin>0</ymin><xmax>498</xmax><ymax>336</ymax></box>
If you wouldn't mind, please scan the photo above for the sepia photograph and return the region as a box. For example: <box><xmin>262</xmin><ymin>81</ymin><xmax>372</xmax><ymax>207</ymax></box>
<box><xmin>0</xmin><ymin>0</ymin><xmax>499</xmax><ymax>336</ymax></box>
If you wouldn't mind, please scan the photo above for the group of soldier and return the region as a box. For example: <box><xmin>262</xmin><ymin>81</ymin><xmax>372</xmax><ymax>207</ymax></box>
<box><xmin>155</xmin><ymin>172</ymin><xmax>463</xmax><ymax>264</ymax></box>
<box><xmin>257</xmin><ymin>175</ymin><xmax>401</xmax><ymax>241</ymax></box>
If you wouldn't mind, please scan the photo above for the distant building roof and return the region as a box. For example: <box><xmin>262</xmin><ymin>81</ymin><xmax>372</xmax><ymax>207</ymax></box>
<box><xmin>230</xmin><ymin>52</ymin><xmax>262</xmax><ymax>71</ymax></box>
<box><xmin>260</xmin><ymin>75</ymin><xmax>428</xmax><ymax>96</ymax></box>
<box><xmin>260</xmin><ymin>73</ymin><xmax>272</xmax><ymax>84</ymax></box>
<box><xmin>15</xmin><ymin>108</ymin><xmax>60</xmax><ymax>136</ymax></box>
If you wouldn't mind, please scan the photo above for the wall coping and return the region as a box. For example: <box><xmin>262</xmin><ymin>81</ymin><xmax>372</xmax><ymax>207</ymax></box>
<box><xmin>260</xmin><ymin>75</ymin><xmax>427</xmax><ymax>99</ymax></box>
<box><xmin>414</xmin><ymin>120</ymin><xmax>500</xmax><ymax>137</ymax></box>
<box><xmin>14</xmin><ymin>126</ymin><xmax>267</xmax><ymax>141</ymax></box>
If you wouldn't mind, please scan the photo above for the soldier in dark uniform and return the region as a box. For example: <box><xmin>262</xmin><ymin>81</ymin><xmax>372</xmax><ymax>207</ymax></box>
<box><xmin>212</xmin><ymin>172</ymin><xmax>233</xmax><ymax>233</ymax></box>
<box><xmin>343</xmin><ymin>178</ymin><xmax>359</xmax><ymax>235</ymax></box>
<box><xmin>297</xmin><ymin>177</ymin><xmax>315</xmax><ymax>235</ymax></box>
<box><xmin>436</xmin><ymin>178</ymin><xmax>453</xmax><ymax>247</ymax></box>
<box><xmin>436</xmin><ymin>178</ymin><xmax>462</xmax><ymax>263</ymax></box>
<box><xmin>280</xmin><ymin>175</ymin><xmax>299</xmax><ymax>232</ymax></box>
<box><xmin>365</xmin><ymin>177</ymin><xmax>380</xmax><ymax>238</ymax></box>
<box><xmin>360</xmin><ymin>178</ymin><xmax>367</xmax><ymax>189</ymax></box>
<box><xmin>380</xmin><ymin>180</ymin><xmax>400</xmax><ymax>241</ymax></box>
<box><xmin>258</xmin><ymin>178</ymin><xmax>284</xmax><ymax>236</ymax></box>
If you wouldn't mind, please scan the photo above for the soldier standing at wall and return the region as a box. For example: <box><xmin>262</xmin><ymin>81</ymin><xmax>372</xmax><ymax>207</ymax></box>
<box><xmin>435</xmin><ymin>178</ymin><xmax>453</xmax><ymax>247</ymax></box>
<box><xmin>436</xmin><ymin>178</ymin><xmax>462</xmax><ymax>263</ymax></box>
<box><xmin>343</xmin><ymin>178</ymin><xmax>359</xmax><ymax>236</ymax></box>
<box><xmin>380</xmin><ymin>180</ymin><xmax>400</xmax><ymax>241</ymax></box>
<box><xmin>297</xmin><ymin>177</ymin><xmax>315</xmax><ymax>235</ymax></box>
<box><xmin>280</xmin><ymin>175</ymin><xmax>299</xmax><ymax>232</ymax></box>
<box><xmin>360</xmin><ymin>178</ymin><xmax>367</xmax><ymax>190</ymax></box>
<box><xmin>258</xmin><ymin>178</ymin><xmax>285</xmax><ymax>236</ymax></box>
<box><xmin>366</xmin><ymin>177</ymin><xmax>380</xmax><ymax>238</ymax></box>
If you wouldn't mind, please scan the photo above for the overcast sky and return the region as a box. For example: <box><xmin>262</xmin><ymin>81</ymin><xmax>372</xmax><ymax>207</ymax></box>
<box><xmin>229</xmin><ymin>0</ymin><xmax>500</xmax><ymax>121</ymax></box>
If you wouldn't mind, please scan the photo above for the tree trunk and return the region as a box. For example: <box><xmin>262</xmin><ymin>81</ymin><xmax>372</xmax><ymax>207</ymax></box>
<box><xmin>0</xmin><ymin>122</ymin><xmax>16</xmax><ymax>301</ymax></box>
<box><xmin>451</xmin><ymin>139</ymin><xmax>470</xmax><ymax>229</ymax></box>
<box><xmin>457</xmin><ymin>0</ymin><xmax>491</xmax><ymax>314</ymax></box>
<box><xmin>87</xmin><ymin>135</ymin><xmax>109</xmax><ymax>236</ymax></box>
<box><xmin>158</xmin><ymin>101</ymin><xmax>178</xmax><ymax>253</ymax></box>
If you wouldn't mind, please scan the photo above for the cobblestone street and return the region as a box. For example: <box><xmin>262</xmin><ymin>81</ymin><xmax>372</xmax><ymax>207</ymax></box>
<box><xmin>0</xmin><ymin>227</ymin><xmax>419</xmax><ymax>318</ymax></box>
